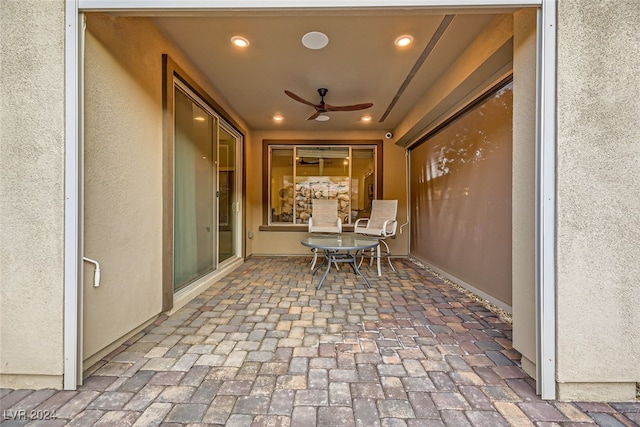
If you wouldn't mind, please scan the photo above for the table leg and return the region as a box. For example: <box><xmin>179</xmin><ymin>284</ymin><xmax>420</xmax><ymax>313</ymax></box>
<box><xmin>351</xmin><ymin>251</ymin><xmax>371</xmax><ymax>288</ymax></box>
<box><xmin>311</xmin><ymin>250</ymin><xmax>328</xmax><ymax>276</ymax></box>
<box><xmin>316</xmin><ymin>251</ymin><xmax>333</xmax><ymax>289</ymax></box>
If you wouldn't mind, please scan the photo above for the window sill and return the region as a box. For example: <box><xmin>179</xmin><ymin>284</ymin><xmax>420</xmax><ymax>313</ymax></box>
<box><xmin>259</xmin><ymin>225</ymin><xmax>356</xmax><ymax>232</ymax></box>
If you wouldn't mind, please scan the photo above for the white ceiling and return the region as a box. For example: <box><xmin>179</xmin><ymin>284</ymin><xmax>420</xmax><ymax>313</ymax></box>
<box><xmin>151</xmin><ymin>8</ymin><xmax>512</xmax><ymax>133</ymax></box>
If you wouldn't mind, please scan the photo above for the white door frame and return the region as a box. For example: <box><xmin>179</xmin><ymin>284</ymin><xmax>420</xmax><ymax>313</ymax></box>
<box><xmin>63</xmin><ymin>0</ymin><xmax>82</xmax><ymax>390</ymax></box>
<box><xmin>536</xmin><ymin>0</ymin><xmax>557</xmax><ymax>400</ymax></box>
<box><xmin>65</xmin><ymin>0</ymin><xmax>556</xmax><ymax>399</ymax></box>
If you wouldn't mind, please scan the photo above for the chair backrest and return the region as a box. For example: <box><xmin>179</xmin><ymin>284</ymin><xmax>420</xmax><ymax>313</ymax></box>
<box><xmin>368</xmin><ymin>199</ymin><xmax>398</xmax><ymax>232</ymax></box>
<box><xmin>309</xmin><ymin>199</ymin><xmax>340</xmax><ymax>231</ymax></box>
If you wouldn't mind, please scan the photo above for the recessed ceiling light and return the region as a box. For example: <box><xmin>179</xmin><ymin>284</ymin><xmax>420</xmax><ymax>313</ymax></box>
<box><xmin>194</xmin><ymin>116</ymin><xmax>206</xmax><ymax>122</ymax></box>
<box><xmin>231</xmin><ymin>36</ymin><xmax>250</xmax><ymax>48</ymax></box>
<box><xmin>395</xmin><ymin>35</ymin><xmax>414</xmax><ymax>47</ymax></box>
<box><xmin>315</xmin><ymin>115</ymin><xmax>330</xmax><ymax>122</ymax></box>
<box><xmin>302</xmin><ymin>31</ymin><xmax>329</xmax><ymax>50</ymax></box>
<box><xmin>273</xmin><ymin>114</ymin><xmax>284</xmax><ymax>122</ymax></box>
<box><xmin>361</xmin><ymin>115</ymin><xmax>372</xmax><ymax>122</ymax></box>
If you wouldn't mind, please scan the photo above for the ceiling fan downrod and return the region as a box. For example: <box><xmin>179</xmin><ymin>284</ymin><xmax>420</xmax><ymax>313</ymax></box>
<box><xmin>317</xmin><ymin>88</ymin><xmax>328</xmax><ymax>109</ymax></box>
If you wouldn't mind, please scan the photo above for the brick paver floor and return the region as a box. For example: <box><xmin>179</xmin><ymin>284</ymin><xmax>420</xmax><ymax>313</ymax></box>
<box><xmin>2</xmin><ymin>256</ymin><xmax>639</xmax><ymax>426</ymax></box>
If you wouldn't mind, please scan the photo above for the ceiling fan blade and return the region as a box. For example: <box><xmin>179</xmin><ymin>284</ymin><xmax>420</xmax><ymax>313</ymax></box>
<box><xmin>306</xmin><ymin>111</ymin><xmax>321</xmax><ymax>121</ymax></box>
<box><xmin>325</xmin><ymin>102</ymin><xmax>374</xmax><ymax>112</ymax></box>
<box><xmin>284</xmin><ymin>90</ymin><xmax>319</xmax><ymax>108</ymax></box>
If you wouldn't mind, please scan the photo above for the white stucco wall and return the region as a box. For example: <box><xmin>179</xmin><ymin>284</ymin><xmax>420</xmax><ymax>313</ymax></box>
<box><xmin>556</xmin><ymin>0</ymin><xmax>640</xmax><ymax>401</ymax></box>
<box><xmin>0</xmin><ymin>0</ymin><xmax>65</xmax><ymax>388</ymax></box>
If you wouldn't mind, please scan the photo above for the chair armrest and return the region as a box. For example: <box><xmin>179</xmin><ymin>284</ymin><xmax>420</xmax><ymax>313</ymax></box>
<box><xmin>337</xmin><ymin>217</ymin><xmax>343</xmax><ymax>233</ymax></box>
<box><xmin>308</xmin><ymin>217</ymin><xmax>314</xmax><ymax>232</ymax></box>
<box><xmin>381</xmin><ymin>219</ymin><xmax>398</xmax><ymax>236</ymax></box>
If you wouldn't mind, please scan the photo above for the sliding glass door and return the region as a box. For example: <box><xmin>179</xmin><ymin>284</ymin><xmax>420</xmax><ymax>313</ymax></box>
<box><xmin>173</xmin><ymin>82</ymin><xmax>241</xmax><ymax>291</ymax></box>
<box><xmin>218</xmin><ymin>126</ymin><xmax>237</xmax><ymax>263</ymax></box>
<box><xmin>174</xmin><ymin>87</ymin><xmax>216</xmax><ymax>290</ymax></box>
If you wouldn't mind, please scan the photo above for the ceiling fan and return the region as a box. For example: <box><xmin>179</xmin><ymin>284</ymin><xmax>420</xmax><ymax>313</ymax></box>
<box><xmin>284</xmin><ymin>88</ymin><xmax>373</xmax><ymax>120</ymax></box>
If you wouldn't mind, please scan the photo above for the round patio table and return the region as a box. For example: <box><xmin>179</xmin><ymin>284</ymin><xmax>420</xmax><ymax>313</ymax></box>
<box><xmin>301</xmin><ymin>234</ymin><xmax>379</xmax><ymax>289</ymax></box>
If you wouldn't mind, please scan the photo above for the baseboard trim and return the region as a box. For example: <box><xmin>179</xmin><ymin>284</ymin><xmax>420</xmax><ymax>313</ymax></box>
<box><xmin>557</xmin><ymin>381</ymin><xmax>637</xmax><ymax>402</ymax></box>
<box><xmin>0</xmin><ymin>374</ymin><xmax>63</xmax><ymax>390</ymax></box>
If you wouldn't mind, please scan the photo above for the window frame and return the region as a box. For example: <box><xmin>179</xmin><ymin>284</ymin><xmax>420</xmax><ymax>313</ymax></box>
<box><xmin>262</xmin><ymin>139</ymin><xmax>383</xmax><ymax>230</ymax></box>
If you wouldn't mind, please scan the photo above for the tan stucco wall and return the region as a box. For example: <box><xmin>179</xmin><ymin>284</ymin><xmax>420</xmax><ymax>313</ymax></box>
<box><xmin>511</xmin><ymin>8</ymin><xmax>537</xmax><ymax>381</ymax></box>
<box><xmin>0</xmin><ymin>0</ymin><xmax>65</xmax><ymax>388</ymax></box>
<box><xmin>247</xmin><ymin>130</ymin><xmax>408</xmax><ymax>258</ymax></box>
<box><xmin>83</xmin><ymin>14</ymin><xmax>248</xmax><ymax>363</ymax></box>
<box><xmin>556</xmin><ymin>0</ymin><xmax>640</xmax><ymax>401</ymax></box>
<box><xmin>396</xmin><ymin>14</ymin><xmax>514</xmax><ymax>148</ymax></box>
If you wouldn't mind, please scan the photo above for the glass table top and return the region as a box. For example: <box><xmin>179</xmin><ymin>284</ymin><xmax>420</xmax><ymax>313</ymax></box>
<box><xmin>301</xmin><ymin>234</ymin><xmax>379</xmax><ymax>251</ymax></box>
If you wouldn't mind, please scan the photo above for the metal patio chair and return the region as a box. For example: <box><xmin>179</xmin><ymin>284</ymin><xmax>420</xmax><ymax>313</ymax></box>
<box><xmin>354</xmin><ymin>199</ymin><xmax>398</xmax><ymax>276</ymax></box>
<box><xmin>308</xmin><ymin>198</ymin><xmax>342</xmax><ymax>270</ymax></box>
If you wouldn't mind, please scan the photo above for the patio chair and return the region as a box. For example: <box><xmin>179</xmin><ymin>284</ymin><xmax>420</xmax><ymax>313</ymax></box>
<box><xmin>354</xmin><ymin>199</ymin><xmax>398</xmax><ymax>276</ymax></box>
<box><xmin>308</xmin><ymin>198</ymin><xmax>342</xmax><ymax>270</ymax></box>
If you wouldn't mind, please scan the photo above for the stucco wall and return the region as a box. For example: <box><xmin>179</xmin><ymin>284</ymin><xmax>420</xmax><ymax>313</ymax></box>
<box><xmin>0</xmin><ymin>0</ymin><xmax>65</xmax><ymax>388</ymax></box>
<box><xmin>247</xmin><ymin>130</ymin><xmax>408</xmax><ymax>258</ymax></box>
<box><xmin>83</xmin><ymin>16</ymin><xmax>164</xmax><ymax>363</ymax></box>
<box><xmin>83</xmin><ymin>14</ymin><xmax>248</xmax><ymax>363</ymax></box>
<box><xmin>511</xmin><ymin>8</ymin><xmax>537</xmax><ymax>380</ymax></box>
<box><xmin>556</xmin><ymin>0</ymin><xmax>640</xmax><ymax>401</ymax></box>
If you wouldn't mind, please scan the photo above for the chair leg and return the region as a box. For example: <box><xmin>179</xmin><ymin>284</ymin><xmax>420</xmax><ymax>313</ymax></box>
<box><xmin>358</xmin><ymin>247</ymin><xmax>373</xmax><ymax>268</ymax></box>
<box><xmin>310</xmin><ymin>248</ymin><xmax>318</xmax><ymax>270</ymax></box>
<box><xmin>376</xmin><ymin>242</ymin><xmax>382</xmax><ymax>276</ymax></box>
<box><xmin>329</xmin><ymin>250</ymin><xmax>340</xmax><ymax>271</ymax></box>
<box><xmin>379</xmin><ymin>239</ymin><xmax>395</xmax><ymax>272</ymax></box>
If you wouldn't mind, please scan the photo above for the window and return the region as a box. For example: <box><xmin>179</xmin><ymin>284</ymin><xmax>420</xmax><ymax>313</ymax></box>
<box><xmin>263</xmin><ymin>140</ymin><xmax>382</xmax><ymax>227</ymax></box>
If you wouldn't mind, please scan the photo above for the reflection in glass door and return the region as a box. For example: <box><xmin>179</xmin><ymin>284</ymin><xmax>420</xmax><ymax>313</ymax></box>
<box><xmin>218</xmin><ymin>127</ymin><xmax>237</xmax><ymax>263</ymax></box>
<box><xmin>173</xmin><ymin>87</ymin><xmax>217</xmax><ymax>291</ymax></box>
